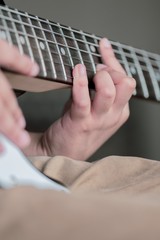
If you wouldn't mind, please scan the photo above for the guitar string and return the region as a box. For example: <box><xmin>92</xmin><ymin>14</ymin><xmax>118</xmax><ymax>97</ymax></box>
<box><xmin>0</xmin><ymin>15</ymin><xmax>160</xmax><ymax>71</ymax></box>
<box><xmin>0</xmin><ymin>6</ymin><xmax>160</xmax><ymax>63</ymax></box>
<box><xmin>0</xmin><ymin>8</ymin><xmax>160</xmax><ymax>93</ymax></box>
<box><xmin>24</xmin><ymin>46</ymin><xmax>158</xmax><ymax>89</ymax></box>
<box><xmin>0</xmin><ymin>24</ymin><xmax>159</xmax><ymax>86</ymax></box>
<box><xmin>1</xmin><ymin>23</ymin><xmax>160</xmax><ymax>76</ymax></box>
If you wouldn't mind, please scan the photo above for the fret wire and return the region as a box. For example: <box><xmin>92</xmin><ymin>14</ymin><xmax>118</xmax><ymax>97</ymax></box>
<box><xmin>26</xmin><ymin>12</ymin><xmax>47</xmax><ymax>77</ymax></box>
<box><xmin>114</xmin><ymin>48</ymin><xmax>160</xmax><ymax>68</ymax></box>
<box><xmin>81</xmin><ymin>31</ymin><xmax>96</xmax><ymax>73</ymax></box>
<box><xmin>117</xmin><ymin>42</ymin><xmax>137</xmax><ymax>96</ymax></box>
<box><xmin>1</xmin><ymin>11</ymin><xmax>160</xmax><ymax>66</ymax></box>
<box><xmin>69</xmin><ymin>27</ymin><xmax>84</xmax><ymax>64</ymax></box>
<box><xmin>1</xmin><ymin>5</ymin><xmax>160</xmax><ymax>63</ymax></box>
<box><xmin>7</xmin><ymin>8</ymin><xmax>23</xmax><ymax>55</ymax></box>
<box><xmin>16</xmin><ymin>9</ymin><xmax>34</xmax><ymax>61</ymax></box>
<box><xmin>58</xmin><ymin>23</ymin><xmax>74</xmax><ymax>68</ymax></box>
<box><xmin>0</xmin><ymin>25</ymin><xmax>157</xmax><ymax>81</ymax></box>
<box><xmin>37</xmin><ymin>16</ymin><xmax>57</xmax><ymax>79</ymax></box>
<box><xmin>0</xmin><ymin>24</ymin><xmax>102</xmax><ymax>59</ymax></box>
<box><xmin>130</xmin><ymin>47</ymin><xmax>149</xmax><ymax>98</ymax></box>
<box><xmin>1</xmin><ymin>5</ymin><xmax>160</xmax><ymax>86</ymax></box>
<box><xmin>0</xmin><ymin>22</ymin><xmax>158</xmax><ymax>79</ymax></box>
<box><xmin>1</xmin><ymin>5</ymin><xmax>98</xmax><ymax>43</ymax></box>
<box><xmin>142</xmin><ymin>50</ymin><xmax>160</xmax><ymax>101</ymax></box>
<box><xmin>47</xmin><ymin>19</ymin><xmax>67</xmax><ymax>81</ymax></box>
<box><xmin>0</xmin><ymin>24</ymin><xmax>102</xmax><ymax>68</ymax></box>
<box><xmin>1</xmin><ymin>13</ymin><xmax>101</xmax><ymax>50</ymax></box>
<box><xmin>112</xmin><ymin>41</ymin><xmax>160</xmax><ymax>61</ymax></box>
<box><xmin>0</xmin><ymin>9</ymin><xmax>12</xmax><ymax>44</ymax></box>
<box><xmin>29</xmin><ymin>45</ymin><xmax>158</xmax><ymax>82</ymax></box>
<box><xmin>117</xmin><ymin>42</ymin><xmax>132</xmax><ymax>76</ymax></box>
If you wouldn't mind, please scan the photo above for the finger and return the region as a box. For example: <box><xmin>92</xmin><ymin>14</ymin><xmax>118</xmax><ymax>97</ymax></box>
<box><xmin>0</xmin><ymin>40</ymin><xmax>39</xmax><ymax>76</ymax></box>
<box><xmin>71</xmin><ymin>64</ymin><xmax>91</xmax><ymax>119</ymax></box>
<box><xmin>0</xmin><ymin>101</ymin><xmax>30</xmax><ymax>148</ymax></box>
<box><xmin>92</xmin><ymin>69</ymin><xmax>116</xmax><ymax>115</ymax></box>
<box><xmin>108</xmin><ymin>70</ymin><xmax>136</xmax><ymax>109</ymax></box>
<box><xmin>0</xmin><ymin>71</ymin><xmax>26</xmax><ymax>128</ymax></box>
<box><xmin>99</xmin><ymin>38</ymin><xmax>126</xmax><ymax>74</ymax></box>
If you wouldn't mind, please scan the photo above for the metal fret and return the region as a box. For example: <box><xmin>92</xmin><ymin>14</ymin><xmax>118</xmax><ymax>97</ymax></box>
<box><xmin>117</xmin><ymin>43</ymin><xmax>132</xmax><ymax>76</ymax></box>
<box><xmin>117</xmin><ymin>43</ymin><xmax>137</xmax><ymax>96</ymax></box>
<box><xmin>37</xmin><ymin>16</ymin><xmax>57</xmax><ymax>79</ymax></box>
<box><xmin>81</xmin><ymin>30</ymin><xmax>96</xmax><ymax>74</ymax></box>
<box><xmin>47</xmin><ymin>20</ymin><xmax>67</xmax><ymax>81</ymax></box>
<box><xmin>16</xmin><ymin>9</ymin><xmax>34</xmax><ymax>61</ymax></box>
<box><xmin>130</xmin><ymin>47</ymin><xmax>149</xmax><ymax>99</ymax></box>
<box><xmin>0</xmin><ymin>9</ymin><xmax>12</xmax><ymax>44</ymax></box>
<box><xmin>7</xmin><ymin>8</ymin><xmax>23</xmax><ymax>55</ymax></box>
<box><xmin>143</xmin><ymin>51</ymin><xmax>160</xmax><ymax>101</ymax></box>
<box><xmin>58</xmin><ymin>24</ymin><xmax>74</xmax><ymax>69</ymax></box>
<box><xmin>0</xmin><ymin>12</ymin><xmax>103</xmax><ymax>60</ymax></box>
<box><xmin>69</xmin><ymin>27</ymin><xmax>84</xmax><ymax>65</ymax></box>
<box><xmin>91</xmin><ymin>36</ymin><xmax>103</xmax><ymax>66</ymax></box>
<box><xmin>26</xmin><ymin>13</ymin><xmax>47</xmax><ymax>77</ymax></box>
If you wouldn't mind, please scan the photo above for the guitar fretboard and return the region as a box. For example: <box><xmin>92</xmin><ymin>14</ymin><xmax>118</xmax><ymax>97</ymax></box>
<box><xmin>0</xmin><ymin>5</ymin><xmax>160</xmax><ymax>101</ymax></box>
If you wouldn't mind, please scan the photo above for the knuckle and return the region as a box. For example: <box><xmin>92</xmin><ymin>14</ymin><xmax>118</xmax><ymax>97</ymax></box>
<box><xmin>121</xmin><ymin>106</ymin><xmax>130</xmax><ymax>124</ymax></box>
<box><xmin>75</xmin><ymin>99</ymin><xmax>89</xmax><ymax>110</ymax></box>
<box><xmin>125</xmin><ymin>77</ymin><xmax>137</xmax><ymax>89</ymax></box>
<box><xmin>100</xmin><ymin>87</ymin><xmax>115</xmax><ymax>100</ymax></box>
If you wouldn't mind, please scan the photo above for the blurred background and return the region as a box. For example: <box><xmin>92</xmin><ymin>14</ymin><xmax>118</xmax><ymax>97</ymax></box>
<box><xmin>5</xmin><ymin>0</ymin><xmax>160</xmax><ymax>161</ymax></box>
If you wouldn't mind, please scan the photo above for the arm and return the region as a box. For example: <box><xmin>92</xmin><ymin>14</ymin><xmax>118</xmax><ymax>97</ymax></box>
<box><xmin>24</xmin><ymin>38</ymin><xmax>136</xmax><ymax>160</ymax></box>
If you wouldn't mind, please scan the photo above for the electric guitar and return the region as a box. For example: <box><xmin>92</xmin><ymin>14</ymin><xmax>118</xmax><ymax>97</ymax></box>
<box><xmin>0</xmin><ymin>4</ymin><xmax>160</xmax><ymax>102</ymax></box>
<box><xmin>0</xmin><ymin>4</ymin><xmax>160</xmax><ymax>191</ymax></box>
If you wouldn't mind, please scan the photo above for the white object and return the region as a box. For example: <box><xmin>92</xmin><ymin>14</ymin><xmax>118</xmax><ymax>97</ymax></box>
<box><xmin>0</xmin><ymin>134</ymin><xmax>69</xmax><ymax>193</ymax></box>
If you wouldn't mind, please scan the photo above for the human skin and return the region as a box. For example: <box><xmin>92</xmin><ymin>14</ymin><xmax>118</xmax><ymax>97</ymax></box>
<box><xmin>0</xmin><ymin>38</ymin><xmax>136</xmax><ymax>160</ymax></box>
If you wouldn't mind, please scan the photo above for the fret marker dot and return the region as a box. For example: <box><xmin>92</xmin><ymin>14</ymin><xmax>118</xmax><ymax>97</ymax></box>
<box><xmin>60</xmin><ymin>47</ymin><xmax>66</xmax><ymax>55</ymax></box>
<box><xmin>39</xmin><ymin>41</ymin><xmax>45</xmax><ymax>50</ymax></box>
<box><xmin>0</xmin><ymin>31</ymin><xmax>7</xmax><ymax>40</ymax></box>
<box><xmin>90</xmin><ymin>45</ymin><xmax>96</xmax><ymax>53</ymax></box>
<box><xmin>130</xmin><ymin>66</ymin><xmax>136</xmax><ymax>75</ymax></box>
<box><xmin>19</xmin><ymin>36</ymin><xmax>25</xmax><ymax>45</ymax></box>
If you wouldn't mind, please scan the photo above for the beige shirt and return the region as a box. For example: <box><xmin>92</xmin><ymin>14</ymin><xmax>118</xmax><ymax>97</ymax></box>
<box><xmin>0</xmin><ymin>155</ymin><xmax>159</xmax><ymax>240</ymax></box>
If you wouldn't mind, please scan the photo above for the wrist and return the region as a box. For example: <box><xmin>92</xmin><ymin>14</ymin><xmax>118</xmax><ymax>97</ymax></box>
<box><xmin>23</xmin><ymin>132</ymin><xmax>48</xmax><ymax>157</ymax></box>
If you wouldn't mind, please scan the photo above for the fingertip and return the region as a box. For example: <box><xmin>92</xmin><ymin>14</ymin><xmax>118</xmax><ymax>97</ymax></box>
<box><xmin>17</xmin><ymin>131</ymin><xmax>31</xmax><ymax>148</ymax></box>
<box><xmin>96</xmin><ymin>64</ymin><xmax>107</xmax><ymax>71</ymax></box>
<box><xmin>73</xmin><ymin>64</ymin><xmax>86</xmax><ymax>79</ymax></box>
<box><xmin>29</xmin><ymin>62</ymin><xmax>40</xmax><ymax>76</ymax></box>
<box><xmin>73</xmin><ymin>64</ymin><xmax>88</xmax><ymax>87</ymax></box>
<box><xmin>100</xmin><ymin>38</ymin><xmax>112</xmax><ymax>49</ymax></box>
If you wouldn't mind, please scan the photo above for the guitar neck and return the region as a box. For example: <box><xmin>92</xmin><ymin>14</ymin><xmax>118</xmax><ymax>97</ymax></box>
<box><xmin>0</xmin><ymin>5</ymin><xmax>160</xmax><ymax>102</ymax></box>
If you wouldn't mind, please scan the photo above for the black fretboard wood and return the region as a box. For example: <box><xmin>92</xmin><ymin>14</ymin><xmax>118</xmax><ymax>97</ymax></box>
<box><xmin>0</xmin><ymin>5</ymin><xmax>160</xmax><ymax>102</ymax></box>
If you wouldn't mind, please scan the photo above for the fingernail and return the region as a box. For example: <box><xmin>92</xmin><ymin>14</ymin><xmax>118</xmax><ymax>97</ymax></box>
<box><xmin>30</xmin><ymin>62</ymin><xmax>39</xmax><ymax>76</ymax></box>
<box><xmin>96</xmin><ymin>64</ymin><xmax>106</xmax><ymax>71</ymax></box>
<box><xmin>103</xmin><ymin>38</ymin><xmax>111</xmax><ymax>48</ymax></box>
<box><xmin>74</xmin><ymin>64</ymin><xmax>86</xmax><ymax>78</ymax></box>
<box><xmin>18</xmin><ymin>131</ymin><xmax>30</xmax><ymax>147</ymax></box>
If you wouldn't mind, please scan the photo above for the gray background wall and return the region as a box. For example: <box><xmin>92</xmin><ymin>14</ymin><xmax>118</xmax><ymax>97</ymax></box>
<box><xmin>5</xmin><ymin>0</ymin><xmax>160</xmax><ymax>161</ymax></box>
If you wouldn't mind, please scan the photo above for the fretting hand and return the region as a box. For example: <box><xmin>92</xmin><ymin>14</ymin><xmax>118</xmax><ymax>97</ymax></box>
<box><xmin>34</xmin><ymin>38</ymin><xmax>136</xmax><ymax>160</ymax></box>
